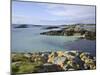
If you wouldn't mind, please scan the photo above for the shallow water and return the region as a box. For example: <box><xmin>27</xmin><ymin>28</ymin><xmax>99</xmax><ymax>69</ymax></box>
<box><xmin>11</xmin><ymin>25</ymin><xmax>96</xmax><ymax>55</ymax></box>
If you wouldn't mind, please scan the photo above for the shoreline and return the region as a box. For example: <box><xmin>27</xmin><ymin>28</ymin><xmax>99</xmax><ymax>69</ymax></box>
<box><xmin>11</xmin><ymin>50</ymin><xmax>96</xmax><ymax>74</ymax></box>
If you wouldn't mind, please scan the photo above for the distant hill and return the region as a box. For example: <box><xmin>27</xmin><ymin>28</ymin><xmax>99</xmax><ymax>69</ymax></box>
<box><xmin>12</xmin><ymin>24</ymin><xmax>42</xmax><ymax>28</ymax></box>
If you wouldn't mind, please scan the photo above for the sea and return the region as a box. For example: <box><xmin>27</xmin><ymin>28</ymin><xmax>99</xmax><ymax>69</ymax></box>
<box><xmin>11</xmin><ymin>24</ymin><xmax>96</xmax><ymax>56</ymax></box>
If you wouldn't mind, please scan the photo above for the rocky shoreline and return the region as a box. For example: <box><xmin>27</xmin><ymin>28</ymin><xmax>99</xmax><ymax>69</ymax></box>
<box><xmin>12</xmin><ymin>51</ymin><xmax>96</xmax><ymax>74</ymax></box>
<box><xmin>40</xmin><ymin>25</ymin><xmax>96</xmax><ymax>40</ymax></box>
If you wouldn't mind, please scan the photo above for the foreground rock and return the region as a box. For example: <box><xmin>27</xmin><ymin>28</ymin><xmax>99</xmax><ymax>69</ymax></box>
<box><xmin>12</xmin><ymin>51</ymin><xmax>96</xmax><ymax>74</ymax></box>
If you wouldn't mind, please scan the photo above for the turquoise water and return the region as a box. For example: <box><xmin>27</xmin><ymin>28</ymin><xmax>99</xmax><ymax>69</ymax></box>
<box><xmin>11</xmin><ymin>26</ymin><xmax>96</xmax><ymax>55</ymax></box>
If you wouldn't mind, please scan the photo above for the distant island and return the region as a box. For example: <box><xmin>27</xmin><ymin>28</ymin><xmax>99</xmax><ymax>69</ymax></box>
<box><xmin>13</xmin><ymin>24</ymin><xmax>42</xmax><ymax>28</ymax></box>
<box><xmin>12</xmin><ymin>24</ymin><xmax>96</xmax><ymax>40</ymax></box>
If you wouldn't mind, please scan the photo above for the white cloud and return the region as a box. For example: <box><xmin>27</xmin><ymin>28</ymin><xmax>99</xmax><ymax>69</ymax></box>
<box><xmin>12</xmin><ymin>1</ymin><xmax>96</xmax><ymax>25</ymax></box>
<box><xmin>45</xmin><ymin>4</ymin><xmax>94</xmax><ymax>16</ymax></box>
<box><xmin>44</xmin><ymin>4</ymin><xmax>95</xmax><ymax>24</ymax></box>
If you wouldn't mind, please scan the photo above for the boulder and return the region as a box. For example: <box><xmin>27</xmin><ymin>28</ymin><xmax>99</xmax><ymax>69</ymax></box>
<box><xmin>84</xmin><ymin>31</ymin><xmax>96</xmax><ymax>40</ymax></box>
<box><xmin>53</xmin><ymin>56</ymin><xmax>67</xmax><ymax>67</ymax></box>
<box><xmin>23</xmin><ymin>53</ymin><xmax>32</xmax><ymax>58</ymax></box>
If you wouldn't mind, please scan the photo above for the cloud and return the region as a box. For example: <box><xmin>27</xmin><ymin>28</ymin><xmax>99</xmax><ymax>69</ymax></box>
<box><xmin>46</xmin><ymin>4</ymin><xmax>95</xmax><ymax>17</ymax></box>
<box><xmin>12</xmin><ymin>1</ymin><xmax>96</xmax><ymax>25</ymax></box>
<box><xmin>44</xmin><ymin>4</ymin><xmax>95</xmax><ymax>24</ymax></box>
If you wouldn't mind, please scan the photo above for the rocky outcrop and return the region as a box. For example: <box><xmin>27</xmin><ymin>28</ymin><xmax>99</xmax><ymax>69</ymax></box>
<box><xmin>47</xmin><ymin>51</ymin><xmax>96</xmax><ymax>70</ymax></box>
<box><xmin>40</xmin><ymin>25</ymin><xmax>96</xmax><ymax>40</ymax></box>
<box><xmin>43</xmin><ymin>26</ymin><xmax>59</xmax><ymax>29</ymax></box>
<box><xmin>12</xmin><ymin>51</ymin><xmax>96</xmax><ymax>74</ymax></box>
<box><xmin>40</xmin><ymin>30</ymin><xmax>63</xmax><ymax>35</ymax></box>
<box><xmin>84</xmin><ymin>31</ymin><xmax>96</xmax><ymax>40</ymax></box>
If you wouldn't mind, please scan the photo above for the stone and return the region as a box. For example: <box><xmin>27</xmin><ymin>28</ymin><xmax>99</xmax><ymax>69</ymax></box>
<box><xmin>53</xmin><ymin>56</ymin><xmax>67</xmax><ymax>67</ymax></box>
<box><xmin>23</xmin><ymin>53</ymin><xmax>31</xmax><ymax>58</ymax></box>
<box><xmin>63</xmin><ymin>60</ymin><xmax>80</xmax><ymax>70</ymax></box>
<box><xmin>12</xmin><ymin>51</ymin><xmax>96</xmax><ymax>73</ymax></box>
<box><xmin>57</xmin><ymin>51</ymin><xmax>64</xmax><ymax>57</ymax></box>
<box><xmin>68</xmin><ymin>68</ymin><xmax>75</xmax><ymax>71</ymax></box>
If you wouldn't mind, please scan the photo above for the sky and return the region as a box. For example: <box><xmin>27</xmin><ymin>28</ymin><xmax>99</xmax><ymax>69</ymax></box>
<box><xmin>12</xmin><ymin>1</ymin><xmax>96</xmax><ymax>25</ymax></box>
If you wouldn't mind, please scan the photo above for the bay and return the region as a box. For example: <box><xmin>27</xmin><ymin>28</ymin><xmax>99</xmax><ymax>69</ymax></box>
<box><xmin>11</xmin><ymin>25</ymin><xmax>96</xmax><ymax>56</ymax></box>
